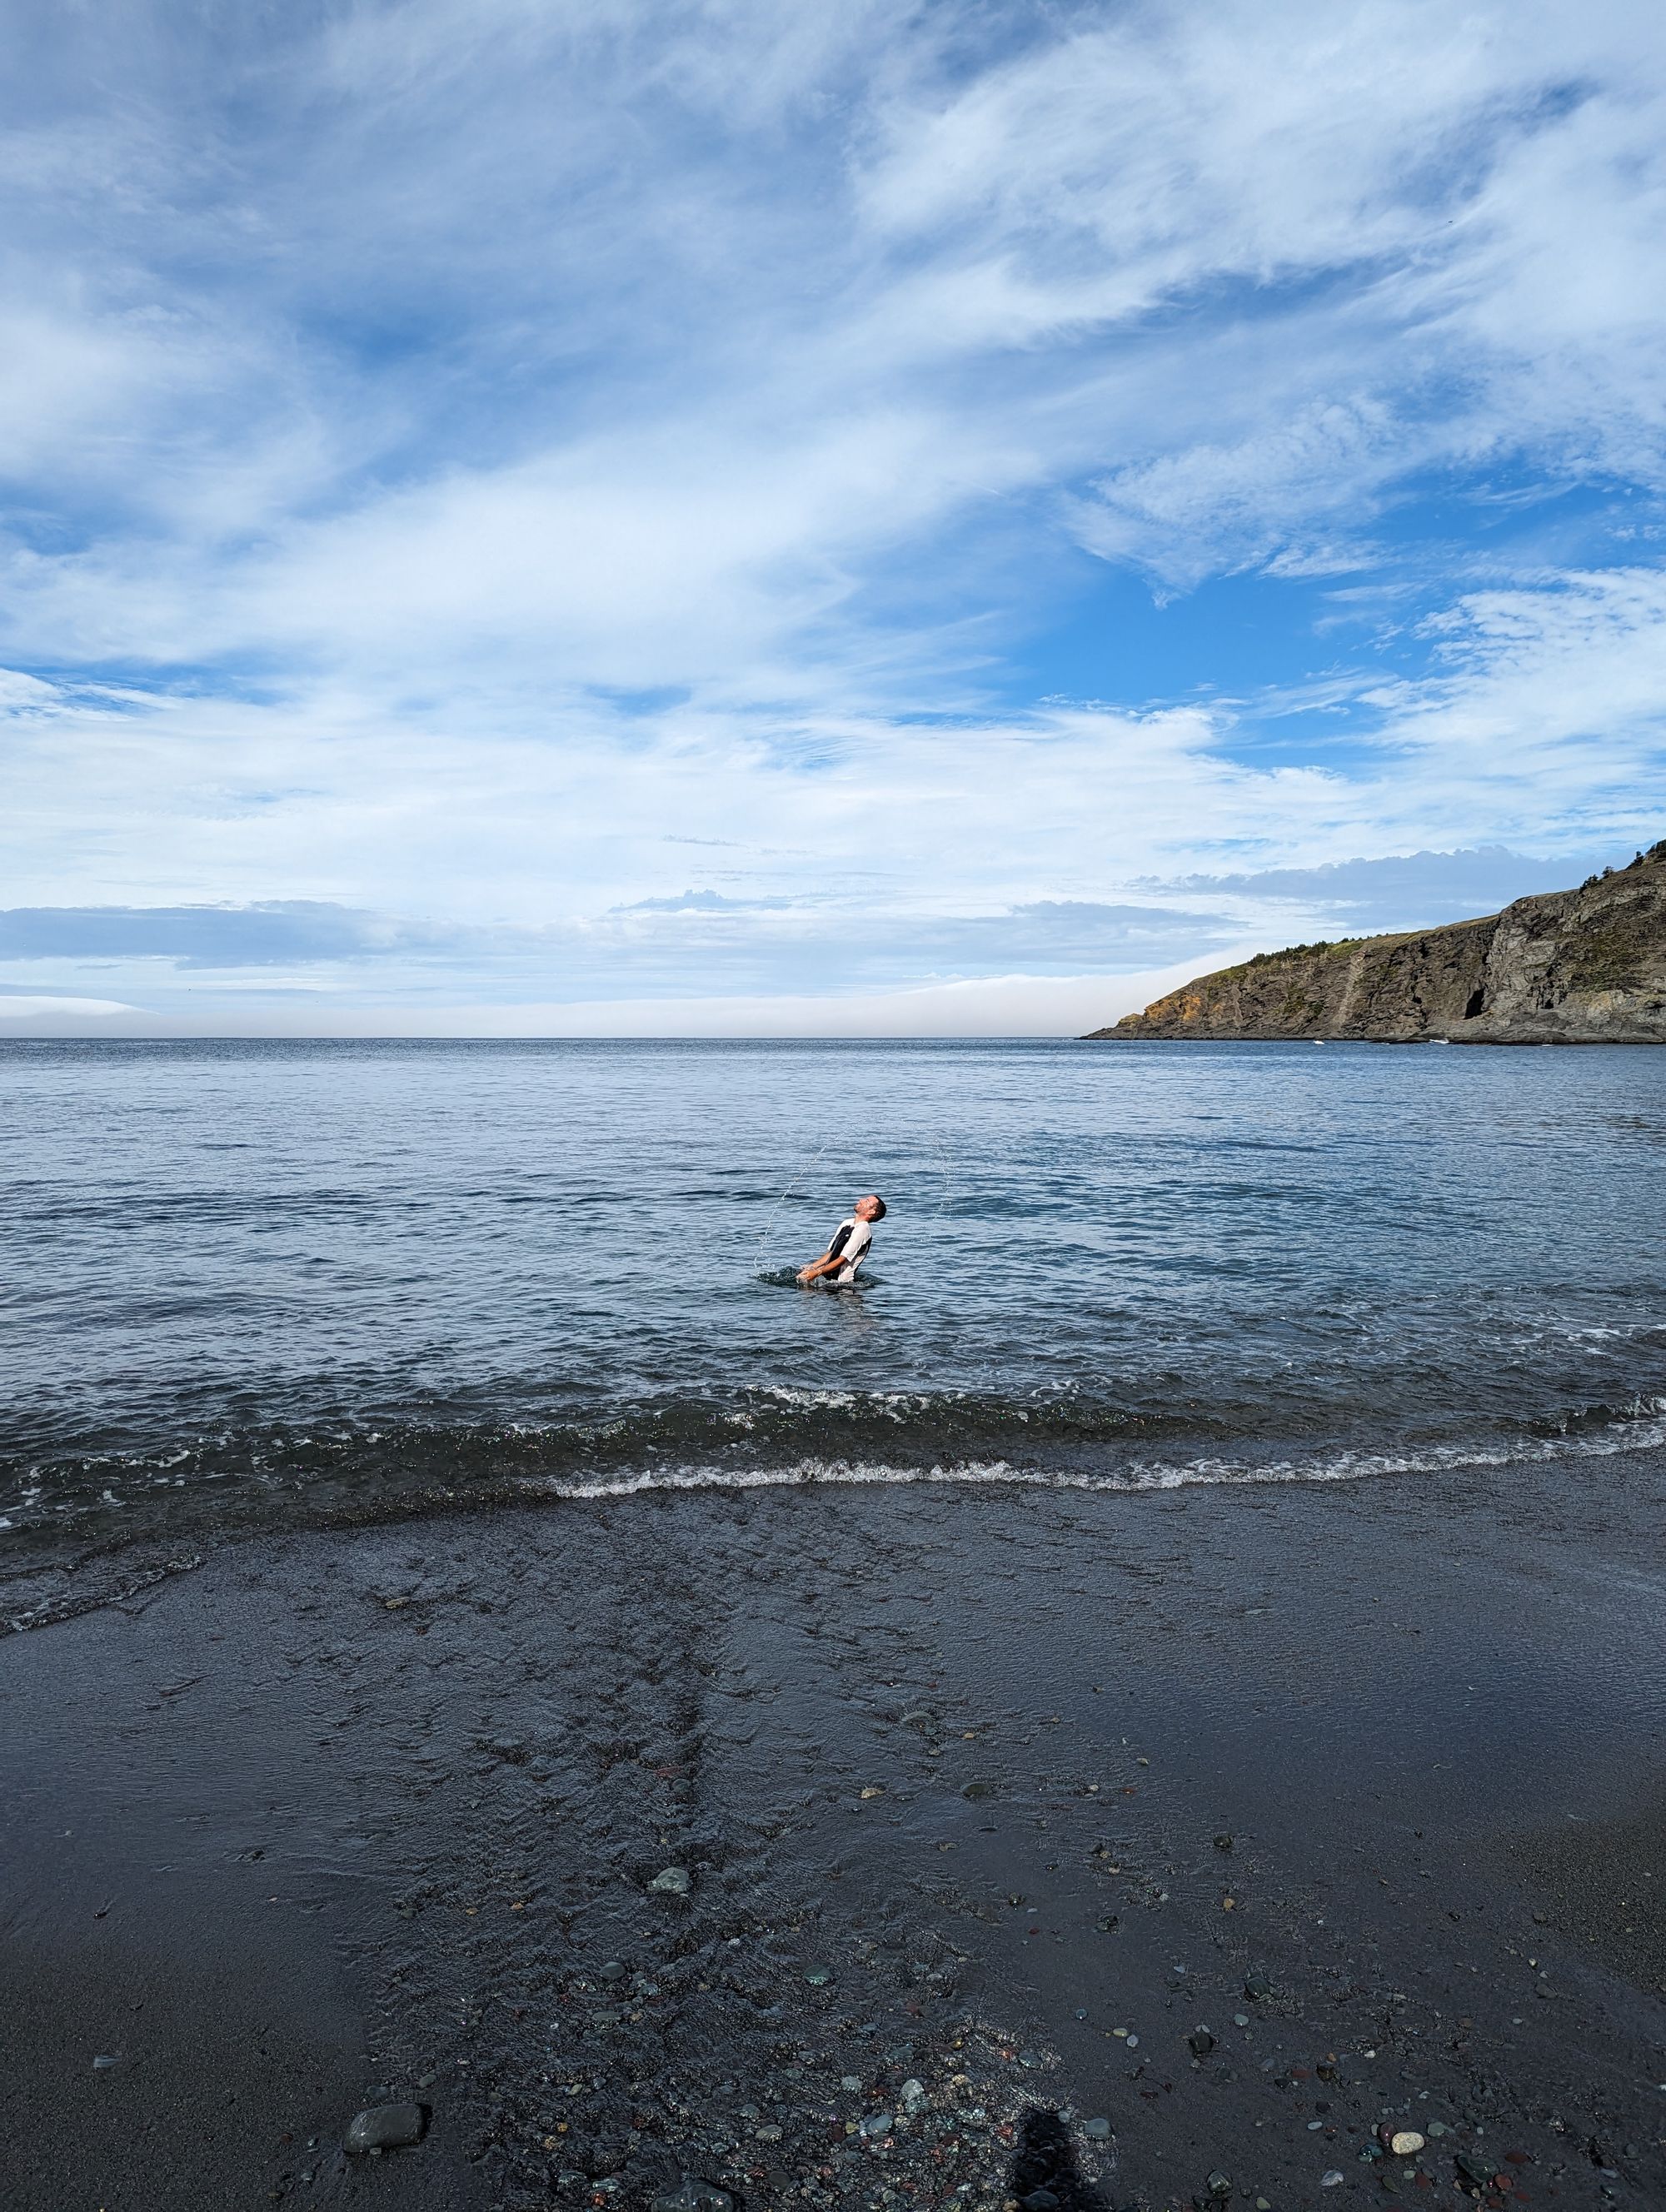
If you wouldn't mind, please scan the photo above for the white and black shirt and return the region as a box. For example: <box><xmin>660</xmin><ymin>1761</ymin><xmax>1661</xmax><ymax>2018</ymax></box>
<box><xmin>824</xmin><ymin>1214</ymin><xmax>873</xmax><ymax>1283</ymax></box>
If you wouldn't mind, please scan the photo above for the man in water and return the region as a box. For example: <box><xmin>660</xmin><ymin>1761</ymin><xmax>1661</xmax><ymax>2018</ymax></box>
<box><xmin>797</xmin><ymin>1193</ymin><xmax>886</xmax><ymax>1287</ymax></box>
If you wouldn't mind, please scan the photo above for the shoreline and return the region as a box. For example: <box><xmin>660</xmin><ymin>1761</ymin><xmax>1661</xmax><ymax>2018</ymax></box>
<box><xmin>11</xmin><ymin>1404</ymin><xmax>1666</xmax><ymax>1643</ymax></box>
<box><xmin>3</xmin><ymin>1448</ymin><xmax>1664</xmax><ymax>2210</ymax></box>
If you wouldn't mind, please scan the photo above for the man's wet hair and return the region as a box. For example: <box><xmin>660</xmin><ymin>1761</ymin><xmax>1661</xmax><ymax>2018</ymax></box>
<box><xmin>867</xmin><ymin>1195</ymin><xmax>887</xmax><ymax>1219</ymax></box>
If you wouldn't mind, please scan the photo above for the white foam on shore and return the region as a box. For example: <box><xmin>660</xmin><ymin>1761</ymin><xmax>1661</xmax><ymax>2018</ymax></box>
<box><xmin>527</xmin><ymin>1402</ymin><xmax>1666</xmax><ymax>1506</ymax></box>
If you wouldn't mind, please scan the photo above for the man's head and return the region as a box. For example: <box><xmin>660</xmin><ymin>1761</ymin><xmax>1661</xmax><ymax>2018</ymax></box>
<box><xmin>855</xmin><ymin>1194</ymin><xmax>886</xmax><ymax>1223</ymax></box>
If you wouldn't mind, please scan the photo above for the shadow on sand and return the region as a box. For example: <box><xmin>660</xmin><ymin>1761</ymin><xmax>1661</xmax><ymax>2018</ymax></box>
<box><xmin>1005</xmin><ymin>2105</ymin><xmax>1115</xmax><ymax>2210</ymax></box>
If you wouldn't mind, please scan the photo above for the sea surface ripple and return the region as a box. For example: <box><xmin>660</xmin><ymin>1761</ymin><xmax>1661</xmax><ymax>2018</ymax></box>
<box><xmin>3</xmin><ymin>1037</ymin><xmax>1664</xmax><ymax>1606</ymax></box>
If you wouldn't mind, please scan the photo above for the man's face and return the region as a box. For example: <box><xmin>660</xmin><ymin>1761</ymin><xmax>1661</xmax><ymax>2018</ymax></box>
<box><xmin>855</xmin><ymin>1195</ymin><xmax>881</xmax><ymax>1222</ymax></box>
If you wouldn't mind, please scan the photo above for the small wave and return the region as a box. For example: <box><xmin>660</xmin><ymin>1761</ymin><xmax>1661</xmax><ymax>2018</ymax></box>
<box><xmin>528</xmin><ymin>1402</ymin><xmax>1666</xmax><ymax>1505</ymax></box>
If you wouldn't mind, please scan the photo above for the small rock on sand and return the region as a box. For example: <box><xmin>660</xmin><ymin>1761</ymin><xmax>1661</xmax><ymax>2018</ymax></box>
<box><xmin>345</xmin><ymin>2104</ymin><xmax>428</xmax><ymax>2154</ymax></box>
<box><xmin>649</xmin><ymin>1866</ymin><xmax>691</xmax><ymax>1896</ymax></box>
<box><xmin>651</xmin><ymin>2182</ymin><xmax>735</xmax><ymax>2212</ymax></box>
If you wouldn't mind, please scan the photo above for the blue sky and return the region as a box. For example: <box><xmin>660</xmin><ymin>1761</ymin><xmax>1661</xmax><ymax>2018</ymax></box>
<box><xmin>2</xmin><ymin>0</ymin><xmax>1664</xmax><ymax>1034</ymax></box>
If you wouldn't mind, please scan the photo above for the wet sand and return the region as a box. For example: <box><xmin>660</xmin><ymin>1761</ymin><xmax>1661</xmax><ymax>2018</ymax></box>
<box><xmin>2</xmin><ymin>1450</ymin><xmax>1664</xmax><ymax>2212</ymax></box>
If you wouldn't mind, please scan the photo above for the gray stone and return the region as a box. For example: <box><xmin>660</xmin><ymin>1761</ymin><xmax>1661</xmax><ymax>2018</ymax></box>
<box><xmin>651</xmin><ymin>2183</ymin><xmax>735</xmax><ymax>2212</ymax></box>
<box><xmin>649</xmin><ymin>1866</ymin><xmax>691</xmax><ymax>1896</ymax></box>
<box><xmin>1085</xmin><ymin>2115</ymin><xmax>1112</xmax><ymax>2140</ymax></box>
<box><xmin>92</xmin><ymin>2055</ymin><xmax>118</xmax><ymax>2070</ymax></box>
<box><xmin>1188</xmin><ymin>2028</ymin><xmax>1215</xmax><ymax>2058</ymax></box>
<box><xmin>345</xmin><ymin>2103</ymin><xmax>428</xmax><ymax>2154</ymax></box>
<box><xmin>597</xmin><ymin>1960</ymin><xmax>627</xmax><ymax>1983</ymax></box>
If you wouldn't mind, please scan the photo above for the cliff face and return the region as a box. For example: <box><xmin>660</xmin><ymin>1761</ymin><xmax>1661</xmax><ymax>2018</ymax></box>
<box><xmin>1087</xmin><ymin>842</ymin><xmax>1666</xmax><ymax>1044</ymax></box>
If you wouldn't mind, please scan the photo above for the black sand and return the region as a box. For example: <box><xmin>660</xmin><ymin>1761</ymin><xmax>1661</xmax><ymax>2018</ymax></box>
<box><xmin>3</xmin><ymin>1451</ymin><xmax>1664</xmax><ymax>2212</ymax></box>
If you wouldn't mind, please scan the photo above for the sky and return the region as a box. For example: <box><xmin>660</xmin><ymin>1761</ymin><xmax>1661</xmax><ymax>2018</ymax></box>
<box><xmin>2</xmin><ymin>0</ymin><xmax>1664</xmax><ymax>1036</ymax></box>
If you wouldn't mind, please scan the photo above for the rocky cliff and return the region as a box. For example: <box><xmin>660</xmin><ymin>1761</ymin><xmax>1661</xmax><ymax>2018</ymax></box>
<box><xmin>1086</xmin><ymin>840</ymin><xmax>1666</xmax><ymax>1044</ymax></box>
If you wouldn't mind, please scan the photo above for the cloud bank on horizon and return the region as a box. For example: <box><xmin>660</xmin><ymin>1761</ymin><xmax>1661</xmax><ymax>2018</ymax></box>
<box><xmin>2</xmin><ymin>0</ymin><xmax>1664</xmax><ymax>1034</ymax></box>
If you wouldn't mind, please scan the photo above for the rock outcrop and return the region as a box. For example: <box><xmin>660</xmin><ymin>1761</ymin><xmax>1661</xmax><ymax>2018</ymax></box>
<box><xmin>1086</xmin><ymin>841</ymin><xmax>1666</xmax><ymax>1044</ymax></box>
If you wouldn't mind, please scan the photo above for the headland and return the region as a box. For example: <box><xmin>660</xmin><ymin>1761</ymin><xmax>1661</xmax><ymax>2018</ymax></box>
<box><xmin>1088</xmin><ymin>843</ymin><xmax>1666</xmax><ymax>1044</ymax></box>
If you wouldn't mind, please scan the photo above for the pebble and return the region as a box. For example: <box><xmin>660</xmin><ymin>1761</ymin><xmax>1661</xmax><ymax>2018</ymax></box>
<box><xmin>651</xmin><ymin>2183</ymin><xmax>735</xmax><ymax>2212</ymax></box>
<box><xmin>899</xmin><ymin>2079</ymin><xmax>927</xmax><ymax>2113</ymax></box>
<box><xmin>1205</xmin><ymin>2175</ymin><xmax>1231</xmax><ymax>2199</ymax></box>
<box><xmin>1319</xmin><ymin>2172</ymin><xmax>1344</xmax><ymax>2189</ymax></box>
<box><xmin>345</xmin><ymin>2104</ymin><xmax>427</xmax><ymax>2155</ymax></box>
<box><xmin>1233</xmin><ymin>2014</ymin><xmax>1250</xmax><ymax>2028</ymax></box>
<box><xmin>840</xmin><ymin>2075</ymin><xmax>862</xmax><ymax>2091</ymax></box>
<box><xmin>860</xmin><ymin>2112</ymin><xmax>894</xmax><ymax>2138</ymax></box>
<box><xmin>597</xmin><ymin>1960</ymin><xmax>627</xmax><ymax>1984</ymax></box>
<box><xmin>648</xmin><ymin>1866</ymin><xmax>691</xmax><ymax>1896</ymax></box>
<box><xmin>92</xmin><ymin>2055</ymin><xmax>118</xmax><ymax>2070</ymax></box>
<box><xmin>1188</xmin><ymin>2029</ymin><xmax>1215</xmax><ymax>2058</ymax></box>
<box><xmin>1387</xmin><ymin>2129</ymin><xmax>1425</xmax><ymax>2155</ymax></box>
<box><xmin>1084</xmin><ymin>2115</ymin><xmax>1112</xmax><ymax>2140</ymax></box>
<box><xmin>804</xmin><ymin>1965</ymin><xmax>835</xmax><ymax>1986</ymax></box>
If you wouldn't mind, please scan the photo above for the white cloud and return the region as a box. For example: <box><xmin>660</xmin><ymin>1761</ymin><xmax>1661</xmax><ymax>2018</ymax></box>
<box><xmin>0</xmin><ymin>994</ymin><xmax>137</xmax><ymax>1019</ymax></box>
<box><xmin>0</xmin><ymin>2</ymin><xmax>1664</xmax><ymax>1026</ymax></box>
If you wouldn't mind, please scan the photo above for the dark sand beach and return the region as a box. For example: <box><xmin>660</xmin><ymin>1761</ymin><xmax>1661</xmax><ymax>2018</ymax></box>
<box><xmin>3</xmin><ymin>1450</ymin><xmax>1664</xmax><ymax>2212</ymax></box>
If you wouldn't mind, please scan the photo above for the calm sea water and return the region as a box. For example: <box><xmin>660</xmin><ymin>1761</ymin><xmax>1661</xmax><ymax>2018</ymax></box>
<box><xmin>3</xmin><ymin>1039</ymin><xmax>1665</xmax><ymax>1599</ymax></box>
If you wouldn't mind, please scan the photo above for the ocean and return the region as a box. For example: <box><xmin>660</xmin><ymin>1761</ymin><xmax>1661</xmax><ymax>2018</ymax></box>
<box><xmin>4</xmin><ymin>1036</ymin><xmax>1664</xmax><ymax>1613</ymax></box>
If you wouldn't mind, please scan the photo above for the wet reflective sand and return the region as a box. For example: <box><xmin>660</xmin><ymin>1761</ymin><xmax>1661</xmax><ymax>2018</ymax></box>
<box><xmin>4</xmin><ymin>1449</ymin><xmax>1663</xmax><ymax>2210</ymax></box>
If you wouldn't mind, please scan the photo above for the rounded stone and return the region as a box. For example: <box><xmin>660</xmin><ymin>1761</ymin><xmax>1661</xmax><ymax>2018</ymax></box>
<box><xmin>345</xmin><ymin>2104</ymin><xmax>428</xmax><ymax>2155</ymax></box>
